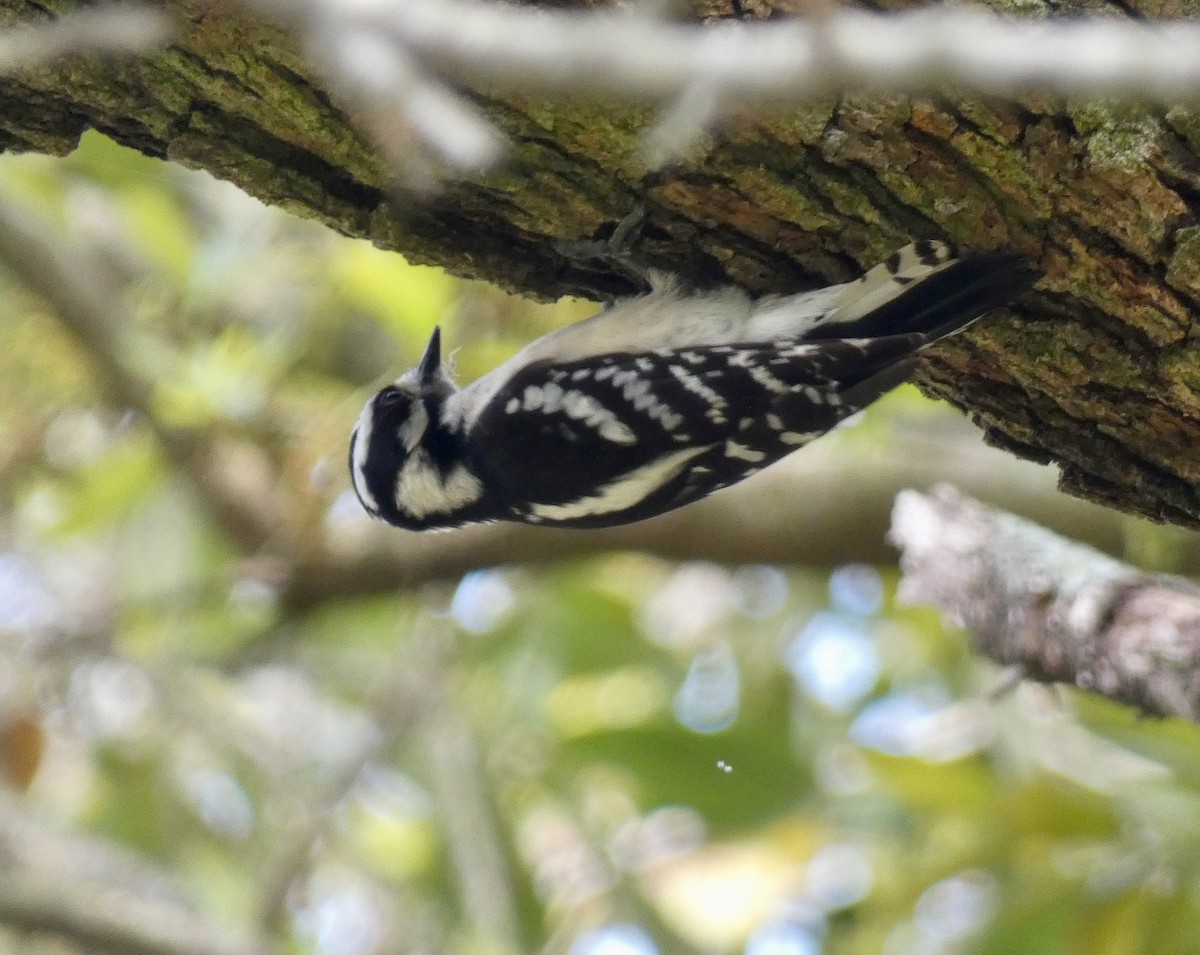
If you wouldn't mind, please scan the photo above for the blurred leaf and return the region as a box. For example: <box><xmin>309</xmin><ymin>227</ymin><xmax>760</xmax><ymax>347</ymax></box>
<box><xmin>154</xmin><ymin>326</ymin><xmax>282</xmax><ymax>427</ymax></box>
<box><xmin>0</xmin><ymin>714</ymin><xmax>45</xmax><ymax>791</ymax></box>
<box><xmin>332</xmin><ymin>240</ymin><xmax>456</xmax><ymax>348</ymax></box>
<box><xmin>564</xmin><ymin>715</ymin><xmax>809</xmax><ymax>832</ymax></box>
<box><xmin>50</xmin><ymin>432</ymin><xmax>163</xmax><ymax>534</ymax></box>
<box><xmin>123</xmin><ymin>184</ymin><xmax>196</xmax><ymax>280</ymax></box>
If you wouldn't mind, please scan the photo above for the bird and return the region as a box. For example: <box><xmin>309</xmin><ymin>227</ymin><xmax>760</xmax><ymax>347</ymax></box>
<box><xmin>349</xmin><ymin>239</ymin><xmax>1037</xmax><ymax>531</ymax></box>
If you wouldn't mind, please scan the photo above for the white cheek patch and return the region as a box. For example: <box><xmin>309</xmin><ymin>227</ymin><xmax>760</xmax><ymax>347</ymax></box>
<box><xmin>398</xmin><ymin>401</ymin><xmax>430</xmax><ymax>451</ymax></box>
<box><xmin>395</xmin><ymin>450</ymin><xmax>484</xmax><ymax>519</ymax></box>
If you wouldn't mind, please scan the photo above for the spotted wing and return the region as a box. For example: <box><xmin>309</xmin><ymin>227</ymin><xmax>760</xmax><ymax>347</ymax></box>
<box><xmin>468</xmin><ymin>332</ymin><xmax>927</xmax><ymax>527</ymax></box>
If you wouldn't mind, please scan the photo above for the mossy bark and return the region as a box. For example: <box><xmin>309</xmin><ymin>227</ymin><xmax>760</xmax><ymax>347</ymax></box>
<box><xmin>3</xmin><ymin>0</ymin><xmax>1200</xmax><ymax>525</ymax></box>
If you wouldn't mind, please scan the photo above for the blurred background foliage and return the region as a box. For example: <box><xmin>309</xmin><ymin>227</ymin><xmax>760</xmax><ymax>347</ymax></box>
<box><xmin>2</xmin><ymin>132</ymin><xmax>1200</xmax><ymax>955</ymax></box>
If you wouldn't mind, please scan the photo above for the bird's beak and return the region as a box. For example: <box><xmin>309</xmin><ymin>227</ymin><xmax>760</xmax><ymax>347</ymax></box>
<box><xmin>417</xmin><ymin>326</ymin><xmax>442</xmax><ymax>383</ymax></box>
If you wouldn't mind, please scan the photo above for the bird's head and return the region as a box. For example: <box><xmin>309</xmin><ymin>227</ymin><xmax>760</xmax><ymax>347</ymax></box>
<box><xmin>348</xmin><ymin>327</ymin><xmax>458</xmax><ymax>523</ymax></box>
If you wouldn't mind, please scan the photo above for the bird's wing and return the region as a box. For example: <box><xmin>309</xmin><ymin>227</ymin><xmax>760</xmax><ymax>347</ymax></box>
<box><xmin>466</xmin><ymin>332</ymin><xmax>929</xmax><ymax>525</ymax></box>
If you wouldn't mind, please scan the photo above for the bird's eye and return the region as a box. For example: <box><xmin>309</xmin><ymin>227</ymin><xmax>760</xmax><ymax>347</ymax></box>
<box><xmin>376</xmin><ymin>387</ymin><xmax>405</xmax><ymax>409</ymax></box>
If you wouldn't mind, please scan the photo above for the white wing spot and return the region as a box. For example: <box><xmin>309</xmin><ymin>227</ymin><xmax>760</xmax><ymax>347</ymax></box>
<box><xmin>527</xmin><ymin>446</ymin><xmax>708</xmax><ymax>522</ymax></box>
<box><xmin>622</xmin><ymin>379</ymin><xmax>650</xmax><ymax>400</ymax></box>
<box><xmin>749</xmin><ymin>365</ymin><xmax>791</xmax><ymax>395</ymax></box>
<box><xmin>669</xmin><ymin>364</ymin><xmax>727</xmax><ymax>410</ymax></box>
<box><xmin>781</xmin><ymin>431</ymin><xmax>821</xmax><ymax>445</ymax></box>
<box><xmin>560</xmin><ymin>389</ymin><xmax>636</xmax><ymax>444</ymax></box>
<box><xmin>600</xmin><ymin>419</ymin><xmax>636</xmax><ymax>443</ymax></box>
<box><xmin>725</xmin><ymin>440</ymin><xmax>766</xmax><ymax>463</ymax></box>
<box><xmin>766</xmin><ymin>413</ymin><xmax>784</xmax><ymax>430</ymax></box>
<box><xmin>505</xmin><ymin>397</ymin><xmax>519</xmax><ymax>414</ymax></box>
<box><xmin>619</xmin><ymin>375</ymin><xmax>681</xmax><ymax>432</ymax></box>
<box><xmin>523</xmin><ymin>385</ymin><xmax>545</xmax><ymax>411</ymax></box>
<box><xmin>541</xmin><ymin>381</ymin><xmax>564</xmax><ymax>413</ymax></box>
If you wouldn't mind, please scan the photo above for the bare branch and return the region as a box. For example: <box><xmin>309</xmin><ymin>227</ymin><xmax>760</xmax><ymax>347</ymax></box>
<box><xmin>307</xmin><ymin>24</ymin><xmax>505</xmax><ymax>188</ymax></box>
<box><xmin>415</xmin><ymin>620</ymin><xmax>522</xmax><ymax>955</ymax></box>
<box><xmin>250</xmin><ymin>0</ymin><xmax>1200</xmax><ymax>171</ymax></box>
<box><xmin>891</xmin><ymin>486</ymin><xmax>1200</xmax><ymax>721</ymax></box>
<box><xmin>0</xmin><ymin>878</ymin><xmax>269</xmax><ymax>955</ymax></box>
<box><xmin>307</xmin><ymin>1</ymin><xmax>1200</xmax><ymax>99</ymax></box>
<box><xmin>0</xmin><ymin>793</ymin><xmax>270</xmax><ymax>955</ymax></box>
<box><xmin>282</xmin><ymin>425</ymin><xmax>1188</xmax><ymax>612</ymax></box>
<box><xmin>0</xmin><ymin>6</ymin><xmax>173</xmax><ymax>72</ymax></box>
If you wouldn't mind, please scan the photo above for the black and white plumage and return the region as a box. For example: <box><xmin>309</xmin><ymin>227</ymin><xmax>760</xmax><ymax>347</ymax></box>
<box><xmin>349</xmin><ymin>240</ymin><xmax>1037</xmax><ymax>531</ymax></box>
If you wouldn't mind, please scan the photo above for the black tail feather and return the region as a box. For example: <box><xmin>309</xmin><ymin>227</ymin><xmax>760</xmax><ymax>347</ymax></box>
<box><xmin>804</xmin><ymin>252</ymin><xmax>1039</xmax><ymax>344</ymax></box>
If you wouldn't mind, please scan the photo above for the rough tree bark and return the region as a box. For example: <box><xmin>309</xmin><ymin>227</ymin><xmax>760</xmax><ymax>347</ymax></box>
<box><xmin>2</xmin><ymin>0</ymin><xmax>1200</xmax><ymax>526</ymax></box>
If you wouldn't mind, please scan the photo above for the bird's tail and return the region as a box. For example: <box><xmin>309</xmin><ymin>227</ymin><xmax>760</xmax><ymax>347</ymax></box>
<box><xmin>805</xmin><ymin>240</ymin><xmax>1038</xmax><ymax>343</ymax></box>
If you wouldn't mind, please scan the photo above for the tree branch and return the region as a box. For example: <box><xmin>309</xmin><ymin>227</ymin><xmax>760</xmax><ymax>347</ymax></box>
<box><xmin>0</xmin><ymin>879</ymin><xmax>268</xmax><ymax>955</ymax></box>
<box><xmin>0</xmin><ymin>6</ymin><xmax>172</xmax><ymax>72</ymax></box>
<box><xmin>255</xmin><ymin>0</ymin><xmax>1200</xmax><ymax>173</ymax></box>
<box><xmin>891</xmin><ymin>485</ymin><xmax>1200</xmax><ymax>721</ymax></box>
<box><xmin>415</xmin><ymin>621</ymin><xmax>522</xmax><ymax>954</ymax></box>
<box><xmin>284</xmin><ymin>421</ymin><xmax>1200</xmax><ymax>612</ymax></box>
<box><xmin>0</xmin><ymin>793</ymin><xmax>271</xmax><ymax>955</ymax></box>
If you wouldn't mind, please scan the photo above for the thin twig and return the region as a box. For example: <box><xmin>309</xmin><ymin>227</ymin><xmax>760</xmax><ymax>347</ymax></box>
<box><xmin>250</xmin><ymin>0</ymin><xmax>1200</xmax><ymax>172</ymax></box>
<box><xmin>255</xmin><ymin>657</ymin><xmax>436</xmax><ymax>932</ymax></box>
<box><xmin>0</xmin><ymin>792</ymin><xmax>270</xmax><ymax>955</ymax></box>
<box><xmin>0</xmin><ymin>6</ymin><xmax>174</xmax><ymax>72</ymax></box>
<box><xmin>414</xmin><ymin>617</ymin><xmax>523</xmax><ymax>954</ymax></box>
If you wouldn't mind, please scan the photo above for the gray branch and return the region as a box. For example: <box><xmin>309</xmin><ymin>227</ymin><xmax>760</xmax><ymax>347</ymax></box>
<box><xmin>0</xmin><ymin>793</ymin><xmax>271</xmax><ymax>955</ymax></box>
<box><xmin>0</xmin><ymin>7</ymin><xmax>172</xmax><ymax>72</ymax></box>
<box><xmin>252</xmin><ymin>0</ymin><xmax>1200</xmax><ymax>172</ymax></box>
<box><xmin>891</xmin><ymin>486</ymin><xmax>1200</xmax><ymax>721</ymax></box>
